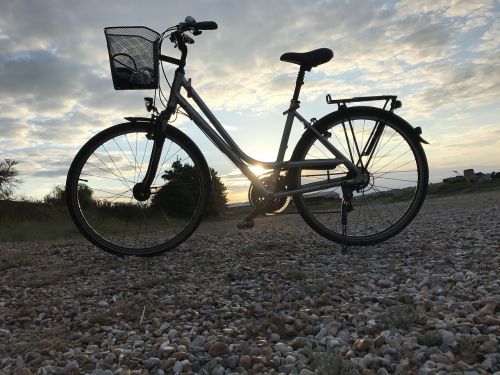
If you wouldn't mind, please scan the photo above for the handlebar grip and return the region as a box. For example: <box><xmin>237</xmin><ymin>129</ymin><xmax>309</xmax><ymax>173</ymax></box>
<box><xmin>194</xmin><ymin>21</ymin><xmax>218</xmax><ymax>30</ymax></box>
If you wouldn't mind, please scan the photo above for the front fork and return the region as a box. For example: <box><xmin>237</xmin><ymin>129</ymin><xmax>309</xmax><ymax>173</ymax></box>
<box><xmin>132</xmin><ymin>110</ymin><xmax>171</xmax><ymax>202</ymax></box>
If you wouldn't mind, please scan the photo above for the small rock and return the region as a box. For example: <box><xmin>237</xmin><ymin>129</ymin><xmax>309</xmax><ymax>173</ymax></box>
<box><xmin>171</xmin><ymin>352</ymin><xmax>186</xmax><ymax>360</ymax></box>
<box><xmin>274</xmin><ymin>342</ymin><xmax>292</xmax><ymax>355</ymax></box>
<box><xmin>159</xmin><ymin>343</ymin><xmax>176</xmax><ymax>357</ymax></box>
<box><xmin>167</xmin><ymin>329</ymin><xmax>178</xmax><ymax>338</ymax></box>
<box><xmin>326</xmin><ymin>322</ymin><xmax>340</xmax><ymax>335</ymax></box>
<box><xmin>479</xmin><ymin>301</ymin><xmax>496</xmax><ymax>316</ymax></box>
<box><xmin>143</xmin><ymin>357</ymin><xmax>161</xmax><ymax>369</ymax></box>
<box><xmin>374</xmin><ymin>335</ymin><xmax>385</xmax><ymax>348</ymax></box>
<box><xmin>172</xmin><ymin>361</ymin><xmax>183</xmax><ymax>373</ymax></box>
<box><xmin>270</xmin><ymin>333</ymin><xmax>280</xmax><ymax>342</ymax></box>
<box><xmin>429</xmin><ymin>354</ymin><xmax>452</xmax><ymax>365</ymax></box>
<box><xmin>439</xmin><ymin>330</ymin><xmax>455</xmax><ymax>346</ymax></box>
<box><xmin>360</xmin><ymin>353</ymin><xmax>373</xmax><ymax>368</ymax></box>
<box><xmin>211</xmin><ymin>364</ymin><xmax>225</xmax><ymax>375</ymax></box>
<box><xmin>191</xmin><ymin>335</ymin><xmax>205</xmax><ymax>347</ymax></box>
<box><xmin>346</xmin><ymin>349</ymin><xmax>355</xmax><ymax>359</ymax></box>
<box><xmin>289</xmin><ymin>337</ymin><xmax>307</xmax><ymax>349</ymax></box>
<box><xmin>239</xmin><ymin>355</ymin><xmax>252</xmax><ymax>369</ymax></box>
<box><xmin>226</xmin><ymin>355</ymin><xmax>239</xmax><ymax>369</ymax></box>
<box><xmin>354</xmin><ymin>338</ymin><xmax>370</xmax><ymax>351</ymax></box>
<box><xmin>208</xmin><ymin>342</ymin><xmax>229</xmax><ymax>356</ymax></box>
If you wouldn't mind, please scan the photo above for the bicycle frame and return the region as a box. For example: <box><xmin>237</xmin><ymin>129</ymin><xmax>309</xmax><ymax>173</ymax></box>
<box><xmin>144</xmin><ymin>67</ymin><xmax>362</xmax><ymax>201</ymax></box>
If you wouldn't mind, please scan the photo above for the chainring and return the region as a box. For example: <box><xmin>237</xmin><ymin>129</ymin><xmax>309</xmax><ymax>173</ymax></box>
<box><xmin>248</xmin><ymin>174</ymin><xmax>291</xmax><ymax>215</ymax></box>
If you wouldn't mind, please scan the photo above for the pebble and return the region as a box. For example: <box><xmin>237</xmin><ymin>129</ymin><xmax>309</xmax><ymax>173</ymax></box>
<box><xmin>0</xmin><ymin>192</ymin><xmax>499</xmax><ymax>374</ymax></box>
<box><xmin>208</xmin><ymin>342</ymin><xmax>229</xmax><ymax>356</ymax></box>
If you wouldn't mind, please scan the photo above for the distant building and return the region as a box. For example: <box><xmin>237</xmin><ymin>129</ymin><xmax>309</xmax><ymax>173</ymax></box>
<box><xmin>464</xmin><ymin>169</ymin><xmax>476</xmax><ymax>182</ymax></box>
<box><xmin>442</xmin><ymin>169</ymin><xmax>497</xmax><ymax>184</ymax></box>
<box><xmin>443</xmin><ymin>176</ymin><xmax>464</xmax><ymax>183</ymax></box>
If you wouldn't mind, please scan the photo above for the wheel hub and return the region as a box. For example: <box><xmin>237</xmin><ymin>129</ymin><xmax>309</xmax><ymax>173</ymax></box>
<box><xmin>133</xmin><ymin>183</ymin><xmax>151</xmax><ymax>202</ymax></box>
<box><xmin>354</xmin><ymin>168</ymin><xmax>372</xmax><ymax>192</ymax></box>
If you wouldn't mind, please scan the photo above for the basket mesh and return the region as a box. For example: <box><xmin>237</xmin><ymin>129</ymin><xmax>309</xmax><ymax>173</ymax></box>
<box><xmin>104</xmin><ymin>26</ymin><xmax>160</xmax><ymax>90</ymax></box>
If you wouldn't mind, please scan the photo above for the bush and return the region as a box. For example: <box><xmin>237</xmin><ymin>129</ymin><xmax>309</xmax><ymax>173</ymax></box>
<box><xmin>152</xmin><ymin>159</ymin><xmax>227</xmax><ymax>217</ymax></box>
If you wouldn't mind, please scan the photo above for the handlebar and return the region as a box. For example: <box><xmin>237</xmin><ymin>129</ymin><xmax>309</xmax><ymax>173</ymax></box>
<box><xmin>161</xmin><ymin>17</ymin><xmax>218</xmax><ymax>68</ymax></box>
<box><xmin>178</xmin><ymin>19</ymin><xmax>218</xmax><ymax>33</ymax></box>
<box><xmin>193</xmin><ymin>21</ymin><xmax>218</xmax><ymax>30</ymax></box>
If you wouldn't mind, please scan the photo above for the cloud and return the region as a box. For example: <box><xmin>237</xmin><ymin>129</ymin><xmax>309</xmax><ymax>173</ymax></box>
<box><xmin>31</xmin><ymin>169</ymin><xmax>69</xmax><ymax>178</ymax></box>
<box><xmin>429</xmin><ymin>124</ymin><xmax>500</xmax><ymax>169</ymax></box>
<box><xmin>475</xmin><ymin>19</ymin><xmax>500</xmax><ymax>52</ymax></box>
<box><xmin>0</xmin><ymin>0</ymin><xmax>499</xmax><ymax>200</ymax></box>
<box><xmin>407</xmin><ymin>53</ymin><xmax>500</xmax><ymax>116</ymax></box>
<box><xmin>394</xmin><ymin>0</ymin><xmax>493</xmax><ymax>19</ymax></box>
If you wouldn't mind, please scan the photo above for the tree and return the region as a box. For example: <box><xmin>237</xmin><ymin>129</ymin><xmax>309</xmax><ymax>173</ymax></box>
<box><xmin>152</xmin><ymin>160</ymin><xmax>228</xmax><ymax>217</ymax></box>
<box><xmin>206</xmin><ymin>167</ymin><xmax>228</xmax><ymax>216</ymax></box>
<box><xmin>44</xmin><ymin>185</ymin><xmax>65</xmax><ymax>205</ymax></box>
<box><xmin>0</xmin><ymin>159</ymin><xmax>20</xmax><ymax>199</ymax></box>
<box><xmin>44</xmin><ymin>184</ymin><xmax>94</xmax><ymax>207</ymax></box>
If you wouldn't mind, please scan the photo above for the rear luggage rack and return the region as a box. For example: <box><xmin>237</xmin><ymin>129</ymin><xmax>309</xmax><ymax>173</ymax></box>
<box><xmin>326</xmin><ymin>94</ymin><xmax>402</xmax><ymax>112</ymax></box>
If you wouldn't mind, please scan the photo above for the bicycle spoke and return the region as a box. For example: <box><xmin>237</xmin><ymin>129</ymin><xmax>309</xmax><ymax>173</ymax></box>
<box><xmin>124</xmin><ymin>133</ymin><xmax>139</xmax><ymax>183</ymax></box>
<box><xmin>88</xmin><ymin>156</ymin><xmax>134</xmax><ymax>188</ymax></box>
<box><xmin>68</xmin><ymin>123</ymin><xmax>208</xmax><ymax>254</ymax></box>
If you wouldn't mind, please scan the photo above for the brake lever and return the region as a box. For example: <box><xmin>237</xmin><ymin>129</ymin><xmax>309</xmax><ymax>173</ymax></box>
<box><xmin>169</xmin><ymin>33</ymin><xmax>178</xmax><ymax>48</ymax></box>
<box><xmin>183</xmin><ymin>34</ymin><xmax>195</xmax><ymax>44</ymax></box>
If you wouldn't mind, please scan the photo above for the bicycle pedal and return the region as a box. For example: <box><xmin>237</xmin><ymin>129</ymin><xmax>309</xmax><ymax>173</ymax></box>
<box><xmin>237</xmin><ymin>220</ymin><xmax>254</xmax><ymax>230</ymax></box>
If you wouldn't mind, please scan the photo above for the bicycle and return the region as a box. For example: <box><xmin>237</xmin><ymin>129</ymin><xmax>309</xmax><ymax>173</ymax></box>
<box><xmin>66</xmin><ymin>16</ymin><xmax>429</xmax><ymax>257</ymax></box>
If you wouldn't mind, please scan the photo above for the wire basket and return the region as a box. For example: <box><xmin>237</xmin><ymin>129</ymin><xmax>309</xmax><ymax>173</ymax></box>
<box><xmin>104</xmin><ymin>26</ymin><xmax>160</xmax><ymax>90</ymax></box>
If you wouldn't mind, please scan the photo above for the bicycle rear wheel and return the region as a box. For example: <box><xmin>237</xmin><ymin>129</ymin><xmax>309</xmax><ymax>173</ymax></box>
<box><xmin>289</xmin><ymin>106</ymin><xmax>428</xmax><ymax>246</ymax></box>
<box><xmin>66</xmin><ymin>122</ymin><xmax>211</xmax><ymax>256</ymax></box>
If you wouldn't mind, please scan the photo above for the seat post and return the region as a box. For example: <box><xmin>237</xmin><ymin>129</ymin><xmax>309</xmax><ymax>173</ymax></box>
<box><xmin>292</xmin><ymin>66</ymin><xmax>306</xmax><ymax>102</ymax></box>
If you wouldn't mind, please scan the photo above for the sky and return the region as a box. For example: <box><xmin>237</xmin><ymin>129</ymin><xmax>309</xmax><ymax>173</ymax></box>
<box><xmin>0</xmin><ymin>0</ymin><xmax>499</xmax><ymax>203</ymax></box>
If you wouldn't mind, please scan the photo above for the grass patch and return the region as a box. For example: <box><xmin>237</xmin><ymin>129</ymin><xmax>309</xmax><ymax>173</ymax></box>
<box><xmin>454</xmin><ymin>335</ymin><xmax>480</xmax><ymax>355</ymax></box>
<box><xmin>1</xmin><ymin>179</ymin><xmax>498</xmax><ymax>242</ymax></box>
<box><xmin>0</xmin><ymin>252</ymin><xmax>34</xmax><ymax>269</ymax></box>
<box><xmin>0</xmin><ymin>219</ymin><xmax>80</xmax><ymax>242</ymax></box>
<box><xmin>427</xmin><ymin>179</ymin><xmax>500</xmax><ymax>196</ymax></box>
<box><xmin>88</xmin><ymin>299</ymin><xmax>144</xmax><ymax>325</ymax></box>
<box><xmin>285</xmin><ymin>269</ymin><xmax>307</xmax><ymax>281</ymax></box>
<box><xmin>379</xmin><ymin>304</ymin><xmax>419</xmax><ymax>331</ymax></box>
<box><xmin>298</xmin><ymin>279</ymin><xmax>330</xmax><ymax>295</ymax></box>
<box><xmin>417</xmin><ymin>330</ymin><xmax>443</xmax><ymax>347</ymax></box>
<box><xmin>0</xmin><ymin>201</ymin><xmax>80</xmax><ymax>242</ymax></box>
<box><xmin>306</xmin><ymin>347</ymin><xmax>362</xmax><ymax>375</ymax></box>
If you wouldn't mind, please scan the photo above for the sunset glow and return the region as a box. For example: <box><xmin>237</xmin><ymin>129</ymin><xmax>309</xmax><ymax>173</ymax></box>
<box><xmin>0</xmin><ymin>1</ymin><xmax>499</xmax><ymax>203</ymax></box>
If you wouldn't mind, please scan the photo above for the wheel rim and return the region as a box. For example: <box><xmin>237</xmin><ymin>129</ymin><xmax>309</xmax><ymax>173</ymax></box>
<box><xmin>69</xmin><ymin>127</ymin><xmax>205</xmax><ymax>253</ymax></box>
<box><xmin>296</xmin><ymin>115</ymin><xmax>425</xmax><ymax>242</ymax></box>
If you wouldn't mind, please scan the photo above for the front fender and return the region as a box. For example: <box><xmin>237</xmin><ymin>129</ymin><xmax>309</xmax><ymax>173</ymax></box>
<box><xmin>124</xmin><ymin>116</ymin><xmax>152</xmax><ymax>122</ymax></box>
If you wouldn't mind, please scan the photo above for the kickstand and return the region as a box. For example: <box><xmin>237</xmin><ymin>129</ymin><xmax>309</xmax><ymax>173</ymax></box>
<box><xmin>340</xmin><ymin>184</ymin><xmax>353</xmax><ymax>254</ymax></box>
<box><xmin>341</xmin><ymin>198</ymin><xmax>349</xmax><ymax>254</ymax></box>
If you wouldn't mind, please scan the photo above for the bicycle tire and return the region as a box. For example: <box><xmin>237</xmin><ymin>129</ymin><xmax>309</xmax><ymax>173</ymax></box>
<box><xmin>66</xmin><ymin>122</ymin><xmax>211</xmax><ymax>256</ymax></box>
<box><xmin>289</xmin><ymin>106</ymin><xmax>428</xmax><ymax>246</ymax></box>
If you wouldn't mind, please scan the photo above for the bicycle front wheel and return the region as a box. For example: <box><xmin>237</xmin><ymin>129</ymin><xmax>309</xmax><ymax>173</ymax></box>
<box><xmin>66</xmin><ymin>122</ymin><xmax>211</xmax><ymax>256</ymax></box>
<box><xmin>290</xmin><ymin>106</ymin><xmax>428</xmax><ymax>246</ymax></box>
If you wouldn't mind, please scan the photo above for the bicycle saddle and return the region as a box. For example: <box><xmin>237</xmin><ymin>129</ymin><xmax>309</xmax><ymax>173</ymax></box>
<box><xmin>280</xmin><ymin>48</ymin><xmax>334</xmax><ymax>71</ymax></box>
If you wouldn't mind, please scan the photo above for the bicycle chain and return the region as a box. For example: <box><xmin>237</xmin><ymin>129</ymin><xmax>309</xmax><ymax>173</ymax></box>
<box><xmin>301</xmin><ymin>171</ymin><xmax>347</xmax><ymax>178</ymax></box>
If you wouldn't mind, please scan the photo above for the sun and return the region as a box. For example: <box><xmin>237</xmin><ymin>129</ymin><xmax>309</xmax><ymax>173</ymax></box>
<box><xmin>249</xmin><ymin>164</ymin><xmax>272</xmax><ymax>177</ymax></box>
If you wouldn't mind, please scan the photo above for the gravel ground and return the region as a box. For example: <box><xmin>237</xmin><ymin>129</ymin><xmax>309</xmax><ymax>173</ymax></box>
<box><xmin>0</xmin><ymin>191</ymin><xmax>499</xmax><ymax>375</ymax></box>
